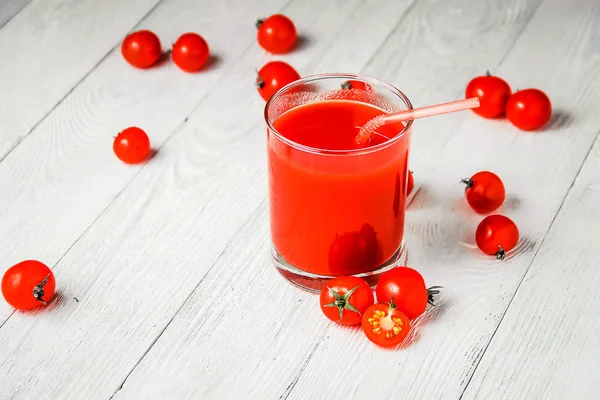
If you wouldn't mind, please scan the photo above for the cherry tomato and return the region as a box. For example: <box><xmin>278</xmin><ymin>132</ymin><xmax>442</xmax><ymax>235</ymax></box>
<box><xmin>319</xmin><ymin>276</ymin><xmax>374</xmax><ymax>325</ymax></box>
<box><xmin>256</xmin><ymin>61</ymin><xmax>301</xmax><ymax>101</ymax></box>
<box><xmin>172</xmin><ymin>33</ymin><xmax>210</xmax><ymax>72</ymax></box>
<box><xmin>256</xmin><ymin>14</ymin><xmax>297</xmax><ymax>54</ymax></box>
<box><xmin>476</xmin><ymin>215</ymin><xmax>519</xmax><ymax>259</ymax></box>
<box><xmin>461</xmin><ymin>171</ymin><xmax>505</xmax><ymax>214</ymax></box>
<box><xmin>2</xmin><ymin>260</ymin><xmax>56</xmax><ymax>311</ymax></box>
<box><xmin>328</xmin><ymin>223</ymin><xmax>378</xmax><ymax>275</ymax></box>
<box><xmin>362</xmin><ymin>302</ymin><xmax>410</xmax><ymax>348</ymax></box>
<box><xmin>506</xmin><ymin>89</ymin><xmax>552</xmax><ymax>131</ymax></box>
<box><xmin>465</xmin><ymin>74</ymin><xmax>512</xmax><ymax>118</ymax></box>
<box><xmin>375</xmin><ymin>266</ymin><xmax>440</xmax><ymax>320</ymax></box>
<box><xmin>407</xmin><ymin>170</ymin><xmax>414</xmax><ymax>196</ymax></box>
<box><xmin>341</xmin><ymin>80</ymin><xmax>371</xmax><ymax>91</ymax></box>
<box><xmin>113</xmin><ymin>127</ymin><xmax>151</xmax><ymax>164</ymax></box>
<box><xmin>121</xmin><ymin>30</ymin><xmax>162</xmax><ymax>69</ymax></box>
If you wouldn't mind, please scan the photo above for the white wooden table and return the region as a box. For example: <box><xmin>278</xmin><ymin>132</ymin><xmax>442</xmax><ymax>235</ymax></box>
<box><xmin>1</xmin><ymin>0</ymin><xmax>599</xmax><ymax>398</ymax></box>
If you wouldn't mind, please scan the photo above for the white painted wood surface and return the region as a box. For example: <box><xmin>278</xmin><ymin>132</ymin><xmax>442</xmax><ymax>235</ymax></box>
<box><xmin>461</xmin><ymin>134</ymin><xmax>600</xmax><ymax>400</ymax></box>
<box><xmin>0</xmin><ymin>0</ymin><xmax>31</xmax><ymax>29</ymax></box>
<box><xmin>0</xmin><ymin>0</ymin><xmax>599</xmax><ymax>398</ymax></box>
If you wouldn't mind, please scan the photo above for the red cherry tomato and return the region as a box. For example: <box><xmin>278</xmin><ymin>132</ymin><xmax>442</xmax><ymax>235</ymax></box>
<box><xmin>506</xmin><ymin>89</ymin><xmax>552</xmax><ymax>131</ymax></box>
<box><xmin>362</xmin><ymin>302</ymin><xmax>410</xmax><ymax>348</ymax></box>
<box><xmin>476</xmin><ymin>215</ymin><xmax>519</xmax><ymax>259</ymax></box>
<box><xmin>256</xmin><ymin>14</ymin><xmax>297</xmax><ymax>54</ymax></box>
<box><xmin>121</xmin><ymin>30</ymin><xmax>162</xmax><ymax>69</ymax></box>
<box><xmin>319</xmin><ymin>276</ymin><xmax>374</xmax><ymax>325</ymax></box>
<box><xmin>461</xmin><ymin>171</ymin><xmax>505</xmax><ymax>214</ymax></box>
<box><xmin>172</xmin><ymin>33</ymin><xmax>210</xmax><ymax>72</ymax></box>
<box><xmin>113</xmin><ymin>127</ymin><xmax>151</xmax><ymax>164</ymax></box>
<box><xmin>341</xmin><ymin>80</ymin><xmax>371</xmax><ymax>91</ymax></box>
<box><xmin>328</xmin><ymin>223</ymin><xmax>378</xmax><ymax>275</ymax></box>
<box><xmin>256</xmin><ymin>61</ymin><xmax>301</xmax><ymax>101</ymax></box>
<box><xmin>2</xmin><ymin>260</ymin><xmax>56</xmax><ymax>311</ymax></box>
<box><xmin>465</xmin><ymin>74</ymin><xmax>512</xmax><ymax>118</ymax></box>
<box><xmin>407</xmin><ymin>170</ymin><xmax>414</xmax><ymax>196</ymax></box>
<box><xmin>375</xmin><ymin>266</ymin><xmax>440</xmax><ymax>320</ymax></box>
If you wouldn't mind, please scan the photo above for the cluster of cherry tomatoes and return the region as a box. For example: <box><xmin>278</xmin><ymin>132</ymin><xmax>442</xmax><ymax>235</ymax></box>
<box><xmin>319</xmin><ymin>267</ymin><xmax>440</xmax><ymax>348</ymax></box>
<box><xmin>254</xmin><ymin>15</ymin><xmax>301</xmax><ymax>101</ymax></box>
<box><xmin>1</xmin><ymin>13</ymin><xmax>305</xmax><ymax>313</ymax></box>
<box><xmin>466</xmin><ymin>73</ymin><xmax>552</xmax><ymax>130</ymax></box>
<box><xmin>114</xmin><ymin>29</ymin><xmax>212</xmax><ymax>165</ymax></box>
<box><xmin>0</xmin><ymin>14</ymin><xmax>525</xmax><ymax>329</ymax></box>
<box><xmin>113</xmin><ymin>14</ymin><xmax>303</xmax><ymax>165</ymax></box>
<box><xmin>462</xmin><ymin>171</ymin><xmax>519</xmax><ymax>259</ymax></box>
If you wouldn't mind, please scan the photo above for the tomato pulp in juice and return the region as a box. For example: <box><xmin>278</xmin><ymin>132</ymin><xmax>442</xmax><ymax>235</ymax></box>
<box><xmin>268</xmin><ymin>99</ymin><xmax>410</xmax><ymax>276</ymax></box>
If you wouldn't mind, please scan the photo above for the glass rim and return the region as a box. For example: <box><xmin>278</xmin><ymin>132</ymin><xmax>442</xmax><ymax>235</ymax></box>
<box><xmin>264</xmin><ymin>73</ymin><xmax>413</xmax><ymax>156</ymax></box>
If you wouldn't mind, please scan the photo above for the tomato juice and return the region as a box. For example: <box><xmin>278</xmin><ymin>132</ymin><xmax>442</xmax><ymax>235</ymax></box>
<box><xmin>267</xmin><ymin>96</ymin><xmax>411</xmax><ymax>277</ymax></box>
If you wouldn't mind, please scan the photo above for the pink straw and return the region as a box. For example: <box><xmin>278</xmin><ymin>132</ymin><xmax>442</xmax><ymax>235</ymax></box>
<box><xmin>355</xmin><ymin>97</ymin><xmax>480</xmax><ymax>145</ymax></box>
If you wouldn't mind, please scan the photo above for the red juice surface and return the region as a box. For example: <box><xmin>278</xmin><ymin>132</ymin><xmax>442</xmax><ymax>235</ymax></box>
<box><xmin>268</xmin><ymin>98</ymin><xmax>411</xmax><ymax>276</ymax></box>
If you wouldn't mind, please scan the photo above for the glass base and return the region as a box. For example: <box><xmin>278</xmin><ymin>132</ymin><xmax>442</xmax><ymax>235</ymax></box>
<box><xmin>272</xmin><ymin>242</ymin><xmax>408</xmax><ymax>293</ymax></box>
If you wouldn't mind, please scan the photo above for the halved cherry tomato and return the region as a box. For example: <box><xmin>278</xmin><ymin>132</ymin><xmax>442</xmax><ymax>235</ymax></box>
<box><xmin>362</xmin><ymin>302</ymin><xmax>410</xmax><ymax>348</ymax></box>
<box><xmin>319</xmin><ymin>276</ymin><xmax>374</xmax><ymax>325</ymax></box>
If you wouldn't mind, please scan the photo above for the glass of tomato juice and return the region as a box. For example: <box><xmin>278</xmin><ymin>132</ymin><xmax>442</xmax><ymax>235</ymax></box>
<box><xmin>265</xmin><ymin>74</ymin><xmax>413</xmax><ymax>291</ymax></box>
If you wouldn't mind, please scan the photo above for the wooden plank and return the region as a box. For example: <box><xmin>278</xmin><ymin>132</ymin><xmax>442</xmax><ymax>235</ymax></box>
<box><xmin>0</xmin><ymin>0</ymin><xmax>292</xmax><ymax>321</ymax></box>
<box><xmin>103</xmin><ymin>0</ymin><xmax>594</xmax><ymax>398</ymax></box>
<box><xmin>460</xmin><ymin>139</ymin><xmax>600</xmax><ymax>399</ymax></box>
<box><xmin>0</xmin><ymin>0</ymin><xmax>32</xmax><ymax>29</ymax></box>
<box><xmin>0</xmin><ymin>0</ymin><xmax>161</xmax><ymax>160</ymax></box>
<box><xmin>283</xmin><ymin>1</ymin><xmax>600</xmax><ymax>399</ymax></box>
<box><xmin>0</xmin><ymin>0</ymin><xmax>414</xmax><ymax>398</ymax></box>
<box><xmin>90</xmin><ymin>0</ymin><xmax>600</xmax><ymax>398</ymax></box>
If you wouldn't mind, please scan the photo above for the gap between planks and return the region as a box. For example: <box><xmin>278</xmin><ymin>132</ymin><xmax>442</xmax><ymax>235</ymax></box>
<box><xmin>457</xmin><ymin>126</ymin><xmax>600</xmax><ymax>400</ymax></box>
<box><xmin>281</xmin><ymin>0</ymin><xmax>549</xmax><ymax>398</ymax></box>
<box><xmin>0</xmin><ymin>0</ymin><xmax>33</xmax><ymax>30</ymax></box>
<box><xmin>0</xmin><ymin>0</ymin><xmax>169</xmax><ymax>166</ymax></box>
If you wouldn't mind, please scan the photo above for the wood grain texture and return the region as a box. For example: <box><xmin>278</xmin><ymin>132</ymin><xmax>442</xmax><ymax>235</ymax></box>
<box><xmin>0</xmin><ymin>0</ymin><xmax>291</xmax><ymax>322</ymax></box>
<box><xmin>0</xmin><ymin>0</ymin><xmax>161</xmax><ymax>160</ymax></box>
<box><xmin>0</xmin><ymin>0</ymin><xmax>32</xmax><ymax>29</ymax></box>
<box><xmin>282</xmin><ymin>0</ymin><xmax>600</xmax><ymax>399</ymax></box>
<box><xmin>1</xmin><ymin>0</ymin><xmax>599</xmax><ymax>399</ymax></box>
<box><xmin>283</xmin><ymin>1</ymin><xmax>600</xmax><ymax>399</ymax></box>
<box><xmin>460</xmin><ymin>134</ymin><xmax>600</xmax><ymax>399</ymax></box>
<box><xmin>0</xmin><ymin>0</ymin><xmax>414</xmax><ymax>398</ymax></box>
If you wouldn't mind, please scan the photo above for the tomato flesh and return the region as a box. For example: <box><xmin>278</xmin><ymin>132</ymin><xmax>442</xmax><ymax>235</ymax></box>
<box><xmin>362</xmin><ymin>303</ymin><xmax>410</xmax><ymax>348</ymax></box>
